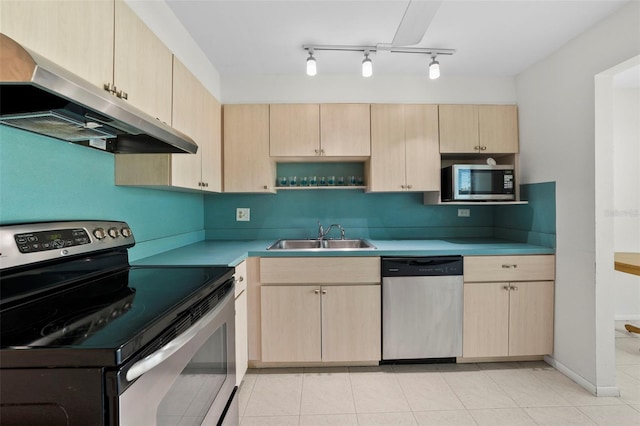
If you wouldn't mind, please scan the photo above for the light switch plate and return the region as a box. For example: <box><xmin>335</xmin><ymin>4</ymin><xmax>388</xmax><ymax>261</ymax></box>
<box><xmin>236</xmin><ymin>208</ymin><xmax>250</xmax><ymax>221</ymax></box>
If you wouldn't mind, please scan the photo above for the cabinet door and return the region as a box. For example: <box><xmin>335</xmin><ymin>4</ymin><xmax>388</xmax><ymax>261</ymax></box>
<box><xmin>261</xmin><ymin>286</ymin><xmax>321</xmax><ymax>362</ymax></box>
<box><xmin>0</xmin><ymin>0</ymin><xmax>114</xmax><ymax>89</ymax></box>
<box><xmin>223</xmin><ymin>104</ymin><xmax>275</xmax><ymax>193</ymax></box>
<box><xmin>114</xmin><ymin>0</ymin><xmax>173</xmax><ymax>125</ymax></box>
<box><xmin>438</xmin><ymin>105</ymin><xmax>479</xmax><ymax>153</ymax></box>
<box><xmin>369</xmin><ymin>104</ymin><xmax>406</xmax><ymax>191</ymax></box>
<box><xmin>235</xmin><ymin>289</ymin><xmax>248</xmax><ymax>385</ymax></box>
<box><xmin>404</xmin><ymin>104</ymin><xmax>440</xmax><ymax>191</ymax></box>
<box><xmin>478</xmin><ymin>105</ymin><xmax>519</xmax><ymax>153</ymax></box>
<box><xmin>171</xmin><ymin>57</ymin><xmax>203</xmax><ymax>190</ymax></box>
<box><xmin>321</xmin><ymin>285</ymin><xmax>381</xmax><ymax>362</ymax></box>
<box><xmin>508</xmin><ymin>281</ymin><xmax>554</xmax><ymax>356</ymax></box>
<box><xmin>320</xmin><ymin>104</ymin><xmax>371</xmax><ymax>156</ymax></box>
<box><xmin>269</xmin><ymin>104</ymin><xmax>320</xmax><ymax>156</ymax></box>
<box><xmin>462</xmin><ymin>282</ymin><xmax>509</xmax><ymax>357</ymax></box>
<box><xmin>200</xmin><ymin>93</ymin><xmax>222</xmax><ymax>192</ymax></box>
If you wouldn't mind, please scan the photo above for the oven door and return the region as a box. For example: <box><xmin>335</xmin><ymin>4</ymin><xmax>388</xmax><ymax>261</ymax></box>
<box><xmin>117</xmin><ymin>286</ymin><xmax>237</xmax><ymax>426</ymax></box>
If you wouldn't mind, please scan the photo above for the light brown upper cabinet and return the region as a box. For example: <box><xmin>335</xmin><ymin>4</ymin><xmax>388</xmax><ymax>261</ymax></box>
<box><xmin>0</xmin><ymin>0</ymin><xmax>115</xmax><ymax>89</ymax></box>
<box><xmin>320</xmin><ymin>104</ymin><xmax>371</xmax><ymax>156</ymax></box>
<box><xmin>223</xmin><ymin>104</ymin><xmax>275</xmax><ymax>193</ymax></box>
<box><xmin>1</xmin><ymin>0</ymin><xmax>173</xmax><ymax>125</ymax></box>
<box><xmin>269</xmin><ymin>104</ymin><xmax>320</xmax><ymax>157</ymax></box>
<box><xmin>113</xmin><ymin>0</ymin><xmax>173</xmax><ymax>125</ymax></box>
<box><xmin>439</xmin><ymin>104</ymin><xmax>519</xmax><ymax>154</ymax></box>
<box><xmin>115</xmin><ymin>57</ymin><xmax>222</xmax><ymax>192</ymax></box>
<box><xmin>269</xmin><ymin>104</ymin><xmax>370</xmax><ymax>158</ymax></box>
<box><xmin>369</xmin><ymin>104</ymin><xmax>440</xmax><ymax>192</ymax></box>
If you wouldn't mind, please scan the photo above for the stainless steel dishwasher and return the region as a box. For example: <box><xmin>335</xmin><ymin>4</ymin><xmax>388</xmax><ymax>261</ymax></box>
<box><xmin>382</xmin><ymin>256</ymin><xmax>463</xmax><ymax>361</ymax></box>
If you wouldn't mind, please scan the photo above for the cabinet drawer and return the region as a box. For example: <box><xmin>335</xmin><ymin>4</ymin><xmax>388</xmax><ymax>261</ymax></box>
<box><xmin>234</xmin><ymin>260</ymin><xmax>248</xmax><ymax>298</ymax></box>
<box><xmin>260</xmin><ymin>257</ymin><xmax>380</xmax><ymax>284</ymax></box>
<box><xmin>464</xmin><ymin>255</ymin><xmax>555</xmax><ymax>282</ymax></box>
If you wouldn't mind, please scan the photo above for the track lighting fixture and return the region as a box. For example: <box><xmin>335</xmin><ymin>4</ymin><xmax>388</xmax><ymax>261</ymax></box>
<box><xmin>306</xmin><ymin>49</ymin><xmax>317</xmax><ymax>76</ymax></box>
<box><xmin>428</xmin><ymin>55</ymin><xmax>440</xmax><ymax>80</ymax></box>
<box><xmin>303</xmin><ymin>44</ymin><xmax>454</xmax><ymax>78</ymax></box>
<box><xmin>362</xmin><ymin>51</ymin><xmax>373</xmax><ymax>78</ymax></box>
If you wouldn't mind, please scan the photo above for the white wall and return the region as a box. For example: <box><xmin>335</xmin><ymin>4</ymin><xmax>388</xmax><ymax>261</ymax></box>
<box><xmin>613</xmin><ymin>87</ymin><xmax>640</xmax><ymax>318</ymax></box>
<box><xmin>516</xmin><ymin>1</ymin><xmax>640</xmax><ymax>395</ymax></box>
<box><xmin>221</xmin><ymin>74</ymin><xmax>516</xmax><ymax>104</ymax></box>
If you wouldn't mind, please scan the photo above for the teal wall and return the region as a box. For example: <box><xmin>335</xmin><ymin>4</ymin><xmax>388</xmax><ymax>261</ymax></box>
<box><xmin>0</xmin><ymin>126</ymin><xmax>556</xmax><ymax>260</ymax></box>
<box><xmin>203</xmin><ymin>190</ymin><xmax>496</xmax><ymax>240</ymax></box>
<box><xmin>0</xmin><ymin>126</ymin><xmax>205</xmax><ymax>260</ymax></box>
<box><xmin>493</xmin><ymin>181</ymin><xmax>556</xmax><ymax>247</ymax></box>
<box><xmin>203</xmin><ymin>182</ymin><xmax>556</xmax><ymax>247</ymax></box>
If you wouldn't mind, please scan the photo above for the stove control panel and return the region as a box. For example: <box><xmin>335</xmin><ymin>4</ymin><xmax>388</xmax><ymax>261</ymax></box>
<box><xmin>15</xmin><ymin>228</ymin><xmax>91</xmax><ymax>253</ymax></box>
<box><xmin>1</xmin><ymin>221</ymin><xmax>135</xmax><ymax>269</ymax></box>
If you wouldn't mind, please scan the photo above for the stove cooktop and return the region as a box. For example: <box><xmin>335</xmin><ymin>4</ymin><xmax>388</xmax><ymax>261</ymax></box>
<box><xmin>0</xmin><ymin>265</ymin><xmax>234</xmax><ymax>368</ymax></box>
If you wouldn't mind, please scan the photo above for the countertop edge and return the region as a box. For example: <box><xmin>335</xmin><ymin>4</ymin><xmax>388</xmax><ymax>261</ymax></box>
<box><xmin>132</xmin><ymin>239</ymin><xmax>555</xmax><ymax>267</ymax></box>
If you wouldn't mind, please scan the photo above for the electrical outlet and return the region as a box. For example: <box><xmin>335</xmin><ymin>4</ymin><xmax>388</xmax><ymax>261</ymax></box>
<box><xmin>458</xmin><ymin>208</ymin><xmax>471</xmax><ymax>217</ymax></box>
<box><xmin>236</xmin><ymin>208</ymin><xmax>250</xmax><ymax>222</ymax></box>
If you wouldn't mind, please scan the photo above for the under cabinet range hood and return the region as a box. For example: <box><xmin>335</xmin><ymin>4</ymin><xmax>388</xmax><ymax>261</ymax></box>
<box><xmin>0</xmin><ymin>34</ymin><xmax>198</xmax><ymax>154</ymax></box>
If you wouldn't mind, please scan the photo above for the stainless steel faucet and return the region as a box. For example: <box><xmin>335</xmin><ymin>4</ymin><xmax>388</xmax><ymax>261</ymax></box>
<box><xmin>317</xmin><ymin>221</ymin><xmax>345</xmax><ymax>240</ymax></box>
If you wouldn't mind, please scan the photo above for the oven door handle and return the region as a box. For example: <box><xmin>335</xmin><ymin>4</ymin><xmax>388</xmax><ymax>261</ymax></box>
<box><xmin>125</xmin><ymin>290</ymin><xmax>233</xmax><ymax>382</ymax></box>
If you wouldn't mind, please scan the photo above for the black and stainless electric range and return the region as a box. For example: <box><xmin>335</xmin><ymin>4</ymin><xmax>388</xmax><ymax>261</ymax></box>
<box><xmin>0</xmin><ymin>221</ymin><xmax>238</xmax><ymax>426</ymax></box>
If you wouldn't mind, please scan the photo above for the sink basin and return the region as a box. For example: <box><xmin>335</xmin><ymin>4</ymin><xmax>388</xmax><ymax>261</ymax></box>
<box><xmin>267</xmin><ymin>239</ymin><xmax>323</xmax><ymax>250</ymax></box>
<box><xmin>321</xmin><ymin>239</ymin><xmax>375</xmax><ymax>249</ymax></box>
<box><xmin>267</xmin><ymin>239</ymin><xmax>376</xmax><ymax>250</ymax></box>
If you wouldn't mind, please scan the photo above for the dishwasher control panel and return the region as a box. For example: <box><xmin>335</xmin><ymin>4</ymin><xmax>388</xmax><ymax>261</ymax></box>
<box><xmin>381</xmin><ymin>256</ymin><xmax>463</xmax><ymax>277</ymax></box>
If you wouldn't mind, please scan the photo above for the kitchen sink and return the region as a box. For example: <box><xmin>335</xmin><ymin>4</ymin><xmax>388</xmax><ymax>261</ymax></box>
<box><xmin>267</xmin><ymin>239</ymin><xmax>376</xmax><ymax>250</ymax></box>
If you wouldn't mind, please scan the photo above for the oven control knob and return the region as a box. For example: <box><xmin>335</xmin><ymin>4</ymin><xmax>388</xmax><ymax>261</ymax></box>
<box><xmin>108</xmin><ymin>227</ymin><xmax>120</xmax><ymax>238</ymax></box>
<box><xmin>93</xmin><ymin>228</ymin><xmax>106</xmax><ymax>240</ymax></box>
<box><xmin>121</xmin><ymin>227</ymin><xmax>132</xmax><ymax>238</ymax></box>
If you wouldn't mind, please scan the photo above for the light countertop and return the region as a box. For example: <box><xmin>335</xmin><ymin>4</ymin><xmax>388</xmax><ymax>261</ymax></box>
<box><xmin>132</xmin><ymin>238</ymin><xmax>555</xmax><ymax>267</ymax></box>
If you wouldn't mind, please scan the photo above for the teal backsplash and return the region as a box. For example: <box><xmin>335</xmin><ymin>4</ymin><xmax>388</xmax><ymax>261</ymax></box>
<box><xmin>493</xmin><ymin>181</ymin><xmax>556</xmax><ymax>248</ymax></box>
<box><xmin>204</xmin><ymin>190</ymin><xmax>496</xmax><ymax>240</ymax></box>
<box><xmin>204</xmin><ymin>182</ymin><xmax>556</xmax><ymax>246</ymax></box>
<box><xmin>0</xmin><ymin>126</ymin><xmax>205</xmax><ymax>260</ymax></box>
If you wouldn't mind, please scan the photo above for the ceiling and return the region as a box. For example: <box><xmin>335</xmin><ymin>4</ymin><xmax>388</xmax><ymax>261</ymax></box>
<box><xmin>165</xmin><ymin>0</ymin><xmax>631</xmax><ymax>78</ymax></box>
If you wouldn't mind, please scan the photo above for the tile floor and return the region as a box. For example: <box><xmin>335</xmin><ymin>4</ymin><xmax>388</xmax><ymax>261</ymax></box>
<box><xmin>237</xmin><ymin>322</ymin><xmax>640</xmax><ymax>425</ymax></box>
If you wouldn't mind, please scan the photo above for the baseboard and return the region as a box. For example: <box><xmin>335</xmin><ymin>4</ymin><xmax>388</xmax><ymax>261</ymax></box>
<box><xmin>544</xmin><ymin>355</ymin><xmax>620</xmax><ymax>397</ymax></box>
<box><xmin>615</xmin><ymin>314</ymin><xmax>640</xmax><ymax>321</ymax></box>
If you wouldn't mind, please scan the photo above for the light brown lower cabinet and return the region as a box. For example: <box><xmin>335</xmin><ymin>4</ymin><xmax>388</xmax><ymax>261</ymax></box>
<box><xmin>234</xmin><ymin>260</ymin><xmax>248</xmax><ymax>385</ymax></box>
<box><xmin>260</xmin><ymin>284</ymin><xmax>381</xmax><ymax>363</ymax></box>
<box><xmin>462</xmin><ymin>280</ymin><xmax>554</xmax><ymax>358</ymax></box>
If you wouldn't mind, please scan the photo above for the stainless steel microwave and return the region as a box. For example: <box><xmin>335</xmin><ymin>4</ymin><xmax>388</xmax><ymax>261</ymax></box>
<box><xmin>441</xmin><ymin>164</ymin><xmax>516</xmax><ymax>201</ymax></box>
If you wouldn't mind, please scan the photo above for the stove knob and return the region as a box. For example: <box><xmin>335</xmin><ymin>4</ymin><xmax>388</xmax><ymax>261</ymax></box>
<box><xmin>108</xmin><ymin>227</ymin><xmax>120</xmax><ymax>238</ymax></box>
<box><xmin>121</xmin><ymin>227</ymin><xmax>132</xmax><ymax>238</ymax></box>
<box><xmin>93</xmin><ymin>228</ymin><xmax>106</xmax><ymax>240</ymax></box>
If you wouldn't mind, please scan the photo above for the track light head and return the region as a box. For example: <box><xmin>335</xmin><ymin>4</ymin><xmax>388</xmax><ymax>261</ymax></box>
<box><xmin>306</xmin><ymin>49</ymin><xmax>317</xmax><ymax>76</ymax></box>
<box><xmin>428</xmin><ymin>55</ymin><xmax>440</xmax><ymax>80</ymax></box>
<box><xmin>362</xmin><ymin>51</ymin><xmax>373</xmax><ymax>78</ymax></box>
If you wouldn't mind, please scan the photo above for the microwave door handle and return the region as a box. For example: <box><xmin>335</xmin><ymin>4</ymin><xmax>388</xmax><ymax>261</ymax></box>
<box><xmin>125</xmin><ymin>291</ymin><xmax>233</xmax><ymax>382</ymax></box>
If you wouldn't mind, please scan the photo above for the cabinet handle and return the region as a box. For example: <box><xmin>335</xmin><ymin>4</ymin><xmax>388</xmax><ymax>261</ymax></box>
<box><xmin>502</xmin><ymin>264</ymin><xmax>518</xmax><ymax>269</ymax></box>
<box><xmin>238</xmin><ymin>276</ymin><xmax>244</xmax><ymax>282</ymax></box>
<box><xmin>263</xmin><ymin>185</ymin><xmax>269</xmax><ymax>190</ymax></box>
<box><xmin>400</xmin><ymin>184</ymin><xmax>406</xmax><ymax>189</ymax></box>
<box><xmin>103</xmin><ymin>82</ymin><xmax>116</xmax><ymax>94</ymax></box>
<box><xmin>503</xmin><ymin>285</ymin><xmax>510</xmax><ymax>291</ymax></box>
<box><xmin>203</xmin><ymin>182</ymin><xmax>208</xmax><ymax>187</ymax></box>
<box><xmin>321</xmin><ymin>290</ymin><xmax>327</xmax><ymax>294</ymax></box>
<box><xmin>314</xmin><ymin>289</ymin><xmax>320</xmax><ymax>294</ymax></box>
<box><xmin>117</xmin><ymin>90</ymin><xmax>128</xmax><ymax>100</ymax></box>
<box><xmin>314</xmin><ymin>149</ymin><xmax>319</xmax><ymax>155</ymax></box>
<box><xmin>407</xmin><ymin>184</ymin><xmax>413</xmax><ymax>189</ymax></box>
<box><xmin>481</xmin><ymin>146</ymin><xmax>487</xmax><ymax>151</ymax></box>
<box><xmin>511</xmin><ymin>286</ymin><xmax>518</xmax><ymax>291</ymax></box>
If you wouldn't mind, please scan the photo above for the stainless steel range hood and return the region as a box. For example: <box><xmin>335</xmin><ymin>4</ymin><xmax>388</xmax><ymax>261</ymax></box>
<box><xmin>0</xmin><ymin>34</ymin><xmax>198</xmax><ymax>154</ymax></box>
